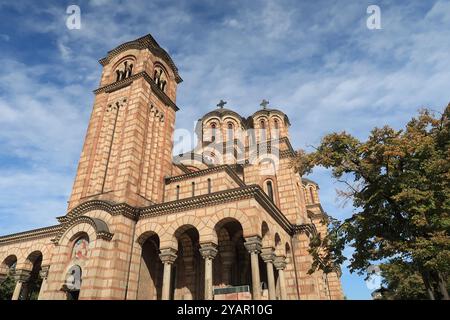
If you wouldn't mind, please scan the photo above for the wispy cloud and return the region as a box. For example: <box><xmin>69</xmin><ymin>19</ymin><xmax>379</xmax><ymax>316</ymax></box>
<box><xmin>0</xmin><ymin>0</ymin><xmax>449</xmax><ymax>299</ymax></box>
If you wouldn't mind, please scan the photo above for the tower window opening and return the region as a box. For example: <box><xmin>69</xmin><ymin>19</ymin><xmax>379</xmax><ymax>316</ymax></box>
<box><xmin>207</xmin><ymin>178</ymin><xmax>212</xmax><ymax>194</ymax></box>
<box><xmin>211</xmin><ymin>123</ymin><xmax>216</xmax><ymax>142</ymax></box>
<box><xmin>227</xmin><ymin>122</ymin><xmax>234</xmax><ymax>141</ymax></box>
<box><xmin>309</xmin><ymin>187</ymin><xmax>315</xmax><ymax>203</ymax></box>
<box><xmin>176</xmin><ymin>185</ymin><xmax>180</xmax><ymax>200</ymax></box>
<box><xmin>260</xmin><ymin>120</ymin><xmax>267</xmax><ymax>142</ymax></box>
<box><xmin>266</xmin><ymin>180</ymin><xmax>274</xmax><ymax>202</ymax></box>
<box><xmin>192</xmin><ymin>182</ymin><xmax>195</xmax><ymax>197</ymax></box>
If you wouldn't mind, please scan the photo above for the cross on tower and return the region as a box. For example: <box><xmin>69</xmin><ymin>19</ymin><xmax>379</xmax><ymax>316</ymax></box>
<box><xmin>217</xmin><ymin>99</ymin><xmax>227</xmax><ymax>109</ymax></box>
<box><xmin>260</xmin><ymin>99</ymin><xmax>269</xmax><ymax>109</ymax></box>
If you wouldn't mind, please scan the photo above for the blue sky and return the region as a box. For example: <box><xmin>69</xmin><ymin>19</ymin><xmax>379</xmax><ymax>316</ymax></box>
<box><xmin>1</xmin><ymin>0</ymin><xmax>450</xmax><ymax>300</ymax></box>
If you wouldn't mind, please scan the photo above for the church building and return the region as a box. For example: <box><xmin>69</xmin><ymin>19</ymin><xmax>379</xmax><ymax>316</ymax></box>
<box><xmin>0</xmin><ymin>34</ymin><xmax>344</xmax><ymax>300</ymax></box>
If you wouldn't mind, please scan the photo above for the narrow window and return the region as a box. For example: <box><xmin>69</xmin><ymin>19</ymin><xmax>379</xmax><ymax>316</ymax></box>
<box><xmin>192</xmin><ymin>182</ymin><xmax>195</xmax><ymax>197</ymax></box>
<box><xmin>227</xmin><ymin>122</ymin><xmax>234</xmax><ymax>141</ymax></box>
<box><xmin>274</xmin><ymin>119</ymin><xmax>279</xmax><ymax>129</ymax></box>
<box><xmin>207</xmin><ymin>178</ymin><xmax>212</xmax><ymax>194</ymax></box>
<box><xmin>266</xmin><ymin>180</ymin><xmax>274</xmax><ymax>202</ymax></box>
<box><xmin>211</xmin><ymin>123</ymin><xmax>216</xmax><ymax>142</ymax></box>
<box><xmin>260</xmin><ymin>120</ymin><xmax>266</xmax><ymax>142</ymax></box>
<box><xmin>176</xmin><ymin>185</ymin><xmax>180</xmax><ymax>200</ymax></box>
<box><xmin>309</xmin><ymin>187</ymin><xmax>315</xmax><ymax>203</ymax></box>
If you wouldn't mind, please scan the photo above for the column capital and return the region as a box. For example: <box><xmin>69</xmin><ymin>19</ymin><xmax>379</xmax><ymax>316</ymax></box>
<box><xmin>159</xmin><ymin>247</ymin><xmax>177</xmax><ymax>264</ymax></box>
<box><xmin>274</xmin><ymin>256</ymin><xmax>287</xmax><ymax>270</ymax></box>
<box><xmin>244</xmin><ymin>236</ymin><xmax>262</xmax><ymax>254</ymax></box>
<box><xmin>13</xmin><ymin>269</ymin><xmax>31</xmax><ymax>283</ymax></box>
<box><xmin>39</xmin><ymin>265</ymin><xmax>50</xmax><ymax>279</ymax></box>
<box><xmin>199</xmin><ymin>242</ymin><xmax>218</xmax><ymax>260</ymax></box>
<box><xmin>260</xmin><ymin>247</ymin><xmax>276</xmax><ymax>263</ymax></box>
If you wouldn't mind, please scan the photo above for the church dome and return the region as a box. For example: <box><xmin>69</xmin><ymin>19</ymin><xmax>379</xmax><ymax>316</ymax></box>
<box><xmin>250</xmin><ymin>108</ymin><xmax>291</xmax><ymax>127</ymax></box>
<box><xmin>200</xmin><ymin>107</ymin><xmax>247</xmax><ymax>127</ymax></box>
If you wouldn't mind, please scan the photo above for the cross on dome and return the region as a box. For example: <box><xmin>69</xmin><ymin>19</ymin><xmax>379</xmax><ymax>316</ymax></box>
<box><xmin>217</xmin><ymin>99</ymin><xmax>227</xmax><ymax>109</ymax></box>
<box><xmin>260</xmin><ymin>99</ymin><xmax>269</xmax><ymax>109</ymax></box>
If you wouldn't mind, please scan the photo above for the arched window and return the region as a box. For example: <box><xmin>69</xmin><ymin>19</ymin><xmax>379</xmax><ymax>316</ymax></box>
<box><xmin>309</xmin><ymin>186</ymin><xmax>315</xmax><ymax>203</ymax></box>
<box><xmin>266</xmin><ymin>180</ymin><xmax>274</xmax><ymax>202</ymax></box>
<box><xmin>274</xmin><ymin>119</ymin><xmax>279</xmax><ymax>129</ymax></box>
<box><xmin>227</xmin><ymin>122</ymin><xmax>234</xmax><ymax>141</ymax></box>
<box><xmin>260</xmin><ymin>120</ymin><xmax>267</xmax><ymax>142</ymax></box>
<box><xmin>192</xmin><ymin>182</ymin><xmax>195</xmax><ymax>197</ymax></box>
<box><xmin>260</xmin><ymin>120</ymin><xmax>266</xmax><ymax>129</ymax></box>
<box><xmin>176</xmin><ymin>185</ymin><xmax>180</xmax><ymax>200</ymax></box>
<box><xmin>207</xmin><ymin>178</ymin><xmax>212</xmax><ymax>194</ymax></box>
<box><xmin>211</xmin><ymin>123</ymin><xmax>216</xmax><ymax>142</ymax></box>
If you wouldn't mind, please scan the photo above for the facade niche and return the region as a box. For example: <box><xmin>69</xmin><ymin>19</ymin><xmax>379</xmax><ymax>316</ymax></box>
<box><xmin>115</xmin><ymin>60</ymin><xmax>133</xmax><ymax>82</ymax></box>
<box><xmin>154</xmin><ymin>66</ymin><xmax>168</xmax><ymax>92</ymax></box>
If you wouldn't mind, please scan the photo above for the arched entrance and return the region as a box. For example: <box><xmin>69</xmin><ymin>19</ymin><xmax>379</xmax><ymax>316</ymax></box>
<box><xmin>22</xmin><ymin>251</ymin><xmax>43</xmax><ymax>300</ymax></box>
<box><xmin>0</xmin><ymin>255</ymin><xmax>17</xmax><ymax>300</ymax></box>
<box><xmin>138</xmin><ymin>233</ymin><xmax>163</xmax><ymax>300</ymax></box>
<box><xmin>64</xmin><ymin>265</ymin><xmax>82</xmax><ymax>300</ymax></box>
<box><xmin>172</xmin><ymin>225</ymin><xmax>203</xmax><ymax>300</ymax></box>
<box><xmin>213</xmin><ymin>218</ymin><xmax>252</xmax><ymax>298</ymax></box>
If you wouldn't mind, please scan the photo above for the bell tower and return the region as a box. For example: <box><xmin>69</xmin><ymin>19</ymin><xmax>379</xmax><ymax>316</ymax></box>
<box><xmin>67</xmin><ymin>34</ymin><xmax>182</xmax><ymax>210</ymax></box>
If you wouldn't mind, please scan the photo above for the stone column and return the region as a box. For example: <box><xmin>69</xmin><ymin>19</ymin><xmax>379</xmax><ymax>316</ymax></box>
<box><xmin>274</xmin><ymin>256</ymin><xmax>287</xmax><ymax>300</ymax></box>
<box><xmin>244</xmin><ymin>236</ymin><xmax>262</xmax><ymax>300</ymax></box>
<box><xmin>199</xmin><ymin>242</ymin><xmax>218</xmax><ymax>300</ymax></box>
<box><xmin>37</xmin><ymin>265</ymin><xmax>50</xmax><ymax>300</ymax></box>
<box><xmin>12</xmin><ymin>269</ymin><xmax>31</xmax><ymax>300</ymax></box>
<box><xmin>159</xmin><ymin>248</ymin><xmax>177</xmax><ymax>300</ymax></box>
<box><xmin>261</xmin><ymin>247</ymin><xmax>276</xmax><ymax>300</ymax></box>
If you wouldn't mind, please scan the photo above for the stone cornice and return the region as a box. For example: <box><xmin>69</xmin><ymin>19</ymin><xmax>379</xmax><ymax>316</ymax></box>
<box><xmin>0</xmin><ymin>225</ymin><xmax>62</xmax><ymax>245</ymax></box>
<box><xmin>140</xmin><ymin>184</ymin><xmax>293</xmax><ymax>234</ymax></box>
<box><xmin>99</xmin><ymin>34</ymin><xmax>182</xmax><ymax>83</ymax></box>
<box><xmin>53</xmin><ymin>216</ymin><xmax>114</xmax><ymax>245</ymax></box>
<box><xmin>61</xmin><ymin>199</ymin><xmax>140</xmax><ymax>222</ymax></box>
<box><xmin>165</xmin><ymin>164</ymin><xmax>245</xmax><ymax>187</ymax></box>
<box><xmin>93</xmin><ymin>71</ymin><xmax>179</xmax><ymax>112</ymax></box>
<box><xmin>292</xmin><ymin>223</ymin><xmax>318</xmax><ymax>238</ymax></box>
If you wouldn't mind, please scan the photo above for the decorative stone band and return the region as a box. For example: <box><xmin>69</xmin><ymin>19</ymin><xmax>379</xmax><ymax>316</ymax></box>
<box><xmin>0</xmin><ymin>225</ymin><xmax>62</xmax><ymax>245</ymax></box>
<box><xmin>274</xmin><ymin>256</ymin><xmax>287</xmax><ymax>270</ymax></box>
<box><xmin>292</xmin><ymin>223</ymin><xmax>318</xmax><ymax>238</ymax></box>
<box><xmin>98</xmin><ymin>33</ymin><xmax>182</xmax><ymax>83</ymax></box>
<box><xmin>39</xmin><ymin>265</ymin><xmax>50</xmax><ymax>280</ymax></box>
<box><xmin>244</xmin><ymin>236</ymin><xmax>262</xmax><ymax>254</ymax></box>
<box><xmin>13</xmin><ymin>269</ymin><xmax>31</xmax><ymax>283</ymax></box>
<box><xmin>159</xmin><ymin>248</ymin><xmax>178</xmax><ymax>264</ymax></box>
<box><xmin>165</xmin><ymin>164</ymin><xmax>245</xmax><ymax>187</ymax></box>
<box><xmin>199</xmin><ymin>243</ymin><xmax>218</xmax><ymax>260</ymax></box>
<box><xmin>52</xmin><ymin>216</ymin><xmax>114</xmax><ymax>245</ymax></box>
<box><xmin>141</xmin><ymin>184</ymin><xmax>293</xmax><ymax>234</ymax></box>
<box><xmin>93</xmin><ymin>71</ymin><xmax>179</xmax><ymax>112</ymax></box>
<box><xmin>260</xmin><ymin>247</ymin><xmax>276</xmax><ymax>263</ymax></box>
<box><xmin>59</xmin><ymin>200</ymin><xmax>140</xmax><ymax>223</ymax></box>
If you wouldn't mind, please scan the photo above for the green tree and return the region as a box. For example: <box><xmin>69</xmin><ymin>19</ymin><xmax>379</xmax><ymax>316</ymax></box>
<box><xmin>293</xmin><ymin>104</ymin><xmax>450</xmax><ymax>300</ymax></box>
<box><xmin>0</xmin><ymin>275</ymin><xmax>16</xmax><ymax>300</ymax></box>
